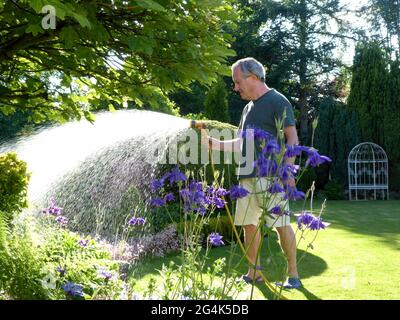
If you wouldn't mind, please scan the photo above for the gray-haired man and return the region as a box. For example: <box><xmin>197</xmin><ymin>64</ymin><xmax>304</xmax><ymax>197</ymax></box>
<box><xmin>203</xmin><ymin>57</ymin><xmax>302</xmax><ymax>289</ymax></box>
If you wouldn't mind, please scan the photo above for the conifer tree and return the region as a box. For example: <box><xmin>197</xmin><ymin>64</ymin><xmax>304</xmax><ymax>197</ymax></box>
<box><xmin>204</xmin><ymin>78</ymin><xmax>230</xmax><ymax>123</ymax></box>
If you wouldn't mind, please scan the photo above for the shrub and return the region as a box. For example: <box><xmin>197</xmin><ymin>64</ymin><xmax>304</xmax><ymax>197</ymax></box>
<box><xmin>0</xmin><ymin>152</ymin><xmax>30</xmax><ymax>223</ymax></box>
<box><xmin>321</xmin><ymin>179</ymin><xmax>345</xmax><ymax>200</ymax></box>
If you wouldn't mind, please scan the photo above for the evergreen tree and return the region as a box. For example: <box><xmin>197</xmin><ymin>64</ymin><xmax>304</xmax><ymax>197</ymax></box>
<box><xmin>347</xmin><ymin>42</ymin><xmax>389</xmax><ymax>146</ymax></box>
<box><xmin>314</xmin><ymin>97</ymin><xmax>362</xmax><ymax>188</ymax></box>
<box><xmin>384</xmin><ymin>59</ymin><xmax>400</xmax><ymax>191</ymax></box>
<box><xmin>204</xmin><ymin>78</ymin><xmax>230</xmax><ymax>123</ymax></box>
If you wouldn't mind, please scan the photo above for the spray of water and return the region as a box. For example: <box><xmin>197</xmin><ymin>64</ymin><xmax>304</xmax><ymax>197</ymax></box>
<box><xmin>0</xmin><ymin>110</ymin><xmax>189</xmax><ymax>237</ymax></box>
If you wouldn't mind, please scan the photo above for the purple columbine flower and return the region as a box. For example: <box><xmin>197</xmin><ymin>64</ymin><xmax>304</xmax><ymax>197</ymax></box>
<box><xmin>242</xmin><ymin>127</ymin><xmax>275</xmax><ymax>142</ymax></box>
<box><xmin>179</xmin><ymin>180</ymin><xmax>208</xmax><ymax>215</ymax></box>
<box><xmin>205</xmin><ymin>186</ymin><xmax>227</xmax><ymax>209</ymax></box>
<box><xmin>56</xmin><ymin>266</ymin><xmax>66</xmax><ymax>277</ymax></box>
<box><xmin>150</xmin><ymin>197</ymin><xmax>165</xmax><ymax>207</ymax></box>
<box><xmin>278</xmin><ymin>164</ymin><xmax>298</xmax><ymax>183</ymax></box>
<box><xmin>263</xmin><ymin>139</ymin><xmax>281</xmax><ymax>155</ymax></box>
<box><xmin>229</xmin><ymin>185</ymin><xmax>250</xmax><ymax>199</ymax></box>
<box><xmin>209</xmin><ymin>232</ymin><xmax>224</xmax><ymax>246</ymax></box>
<box><xmin>163</xmin><ymin>167</ymin><xmax>187</xmax><ymax>185</ymax></box>
<box><xmin>284</xmin><ymin>145</ymin><xmax>305</xmax><ymax>158</ymax></box>
<box><xmin>78</xmin><ymin>239</ymin><xmax>89</xmax><ymax>247</ymax></box>
<box><xmin>254</xmin><ymin>157</ymin><xmax>278</xmax><ymax>177</ymax></box>
<box><xmin>55</xmin><ymin>215</ymin><xmax>68</xmax><ymax>227</ymax></box>
<box><xmin>269</xmin><ymin>205</ymin><xmax>289</xmax><ymax>216</ymax></box>
<box><xmin>129</xmin><ymin>217</ymin><xmax>146</xmax><ymax>226</ymax></box>
<box><xmin>308</xmin><ymin>217</ymin><xmax>330</xmax><ymax>230</ymax></box>
<box><xmin>99</xmin><ymin>270</ymin><xmax>113</xmax><ymax>281</ymax></box>
<box><xmin>163</xmin><ymin>193</ymin><xmax>175</xmax><ymax>202</ymax></box>
<box><xmin>150</xmin><ymin>178</ymin><xmax>164</xmax><ymax>192</ymax></box>
<box><xmin>268</xmin><ymin>181</ymin><xmax>285</xmax><ymax>194</ymax></box>
<box><xmin>306</xmin><ymin>152</ymin><xmax>332</xmax><ymax>167</ymax></box>
<box><xmin>62</xmin><ymin>282</ymin><xmax>84</xmax><ymax>297</ymax></box>
<box><xmin>42</xmin><ymin>197</ymin><xmax>63</xmax><ymax>216</ymax></box>
<box><xmin>283</xmin><ymin>186</ymin><xmax>305</xmax><ymax>201</ymax></box>
<box><xmin>296</xmin><ymin>211</ymin><xmax>315</xmax><ymax>230</ymax></box>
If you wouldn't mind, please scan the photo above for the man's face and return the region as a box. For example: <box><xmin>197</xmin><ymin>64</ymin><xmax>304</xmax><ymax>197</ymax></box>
<box><xmin>232</xmin><ymin>67</ymin><xmax>255</xmax><ymax>101</ymax></box>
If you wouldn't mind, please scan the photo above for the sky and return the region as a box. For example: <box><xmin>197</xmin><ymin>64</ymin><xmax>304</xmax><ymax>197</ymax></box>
<box><xmin>337</xmin><ymin>0</ymin><xmax>370</xmax><ymax>65</ymax></box>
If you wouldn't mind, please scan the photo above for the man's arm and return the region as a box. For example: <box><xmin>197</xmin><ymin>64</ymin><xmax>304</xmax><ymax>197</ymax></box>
<box><xmin>201</xmin><ymin>130</ymin><xmax>241</xmax><ymax>152</ymax></box>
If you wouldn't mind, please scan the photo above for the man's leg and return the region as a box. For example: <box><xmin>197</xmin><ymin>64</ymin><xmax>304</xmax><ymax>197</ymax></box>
<box><xmin>244</xmin><ymin>224</ymin><xmax>262</xmax><ymax>278</ymax></box>
<box><xmin>276</xmin><ymin>225</ymin><xmax>298</xmax><ymax>278</ymax></box>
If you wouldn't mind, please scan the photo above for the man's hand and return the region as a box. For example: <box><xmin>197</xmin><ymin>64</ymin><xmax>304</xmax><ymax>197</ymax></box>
<box><xmin>286</xmin><ymin>177</ymin><xmax>296</xmax><ymax>188</ymax></box>
<box><xmin>200</xmin><ymin>129</ymin><xmax>210</xmax><ymax>149</ymax></box>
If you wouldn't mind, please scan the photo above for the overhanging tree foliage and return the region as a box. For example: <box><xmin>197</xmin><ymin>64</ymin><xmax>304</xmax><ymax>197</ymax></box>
<box><xmin>0</xmin><ymin>0</ymin><xmax>236</xmax><ymax>123</ymax></box>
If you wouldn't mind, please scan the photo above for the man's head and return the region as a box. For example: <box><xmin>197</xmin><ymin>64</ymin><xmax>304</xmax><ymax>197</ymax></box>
<box><xmin>231</xmin><ymin>58</ymin><xmax>266</xmax><ymax>101</ymax></box>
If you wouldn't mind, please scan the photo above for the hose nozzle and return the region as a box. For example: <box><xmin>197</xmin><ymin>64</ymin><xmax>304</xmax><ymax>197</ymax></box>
<box><xmin>189</xmin><ymin>120</ymin><xmax>206</xmax><ymax>129</ymax></box>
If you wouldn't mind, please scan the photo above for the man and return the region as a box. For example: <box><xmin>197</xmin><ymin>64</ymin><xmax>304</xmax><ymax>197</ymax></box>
<box><xmin>202</xmin><ymin>57</ymin><xmax>302</xmax><ymax>289</ymax></box>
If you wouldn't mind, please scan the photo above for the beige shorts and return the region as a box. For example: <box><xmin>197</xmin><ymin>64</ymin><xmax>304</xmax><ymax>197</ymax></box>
<box><xmin>234</xmin><ymin>177</ymin><xmax>290</xmax><ymax>228</ymax></box>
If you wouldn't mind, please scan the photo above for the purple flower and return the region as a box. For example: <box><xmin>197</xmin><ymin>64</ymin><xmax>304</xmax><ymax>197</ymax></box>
<box><xmin>150</xmin><ymin>197</ymin><xmax>165</xmax><ymax>207</ymax></box>
<box><xmin>56</xmin><ymin>266</ymin><xmax>66</xmax><ymax>277</ymax></box>
<box><xmin>150</xmin><ymin>178</ymin><xmax>164</xmax><ymax>192</ymax></box>
<box><xmin>284</xmin><ymin>145</ymin><xmax>306</xmax><ymax>158</ymax></box>
<box><xmin>55</xmin><ymin>215</ymin><xmax>68</xmax><ymax>227</ymax></box>
<box><xmin>242</xmin><ymin>127</ymin><xmax>275</xmax><ymax>142</ymax></box>
<box><xmin>78</xmin><ymin>239</ymin><xmax>89</xmax><ymax>247</ymax></box>
<box><xmin>229</xmin><ymin>185</ymin><xmax>250</xmax><ymax>199</ymax></box>
<box><xmin>163</xmin><ymin>167</ymin><xmax>187</xmax><ymax>185</ymax></box>
<box><xmin>270</xmin><ymin>205</ymin><xmax>289</xmax><ymax>216</ymax></box>
<box><xmin>306</xmin><ymin>151</ymin><xmax>332</xmax><ymax>167</ymax></box>
<box><xmin>164</xmin><ymin>193</ymin><xmax>175</xmax><ymax>202</ymax></box>
<box><xmin>99</xmin><ymin>270</ymin><xmax>113</xmax><ymax>281</ymax></box>
<box><xmin>308</xmin><ymin>217</ymin><xmax>330</xmax><ymax>230</ymax></box>
<box><xmin>42</xmin><ymin>197</ymin><xmax>63</xmax><ymax>216</ymax></box>
<box><xmin>283</xmin><ymin>186</ymin><xmax>305</xmax><ymax>201</ymax></box>
<box><xmin>278</xmin><ymin>164</ymin><xmax>298</xmax><ymax>183</ymax></box>
<box><xmin>214</xmin><ymin>187</ymin><xmax>229</xmax><ymax>197</ymax></box>
<box><xmin>209</xmin><ymin>232</ymin><xmax>224</xmax><ymax>246</ymax></box>
<box><xmin>62</xmin><ymin>282</ymin><xmax>84</xmax><ymax>297</ymax></box>
<box><xmin>254</xmin><ymin>157</ymin><xmax>278</xmax><ymax>177</ymax></box>
<box><xmin>263</xmin><ymin>140</ymin><xmax>281</xmax><ymax>155</ymax></box>
<box><xmin>268</xmin><ymin>181</ymin><xmax>285</xmax><ymax>194</ymax></box>
<box><xmin>129</xmin><ymin>217</ymin><xmax>146</xmax><ymax>226</ymax></box>
<box><xmin>205</xmin><ymin>186</ymin><xmax>227</xmax><ymax>209</ymax></box>
<box><xmin>296</xmin><ymin>211</ymin><xmax>315</xmax><ymax>230</ymax></box>
<box><xmin>179</xmin><ymin>181</ymin><xmax>208</xmax><ymax>215</ymax></box>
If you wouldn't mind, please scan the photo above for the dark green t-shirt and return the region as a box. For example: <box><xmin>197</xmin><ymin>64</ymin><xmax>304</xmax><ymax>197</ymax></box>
<box><xmin>237</xmin><ymin>89</ymin><xmax>296</xmax><ymax>179</ymax></box>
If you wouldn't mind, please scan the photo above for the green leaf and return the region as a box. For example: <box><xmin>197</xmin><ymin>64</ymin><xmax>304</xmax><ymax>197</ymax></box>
<box><xmin>135</xmin><ymin>0</ymin><xmax>166</xmax><ymax>12</ymax></box>
<box><xmin>71</xmin><ymin>12</ymin><xmax>91</xmax><ymax>29</ymax></box>
<box><xmin>29</xmin><ymin>0</ymin><xmax>46</xmax><ymax>12</ymax></box>
<box><xmin>60</xmin><ymin>27</ymin><xmax>79</xmax><ymax>48</ymax></box>
<box><xmin>26</xmin><ymin>24</ymin><xmax>43</xmax><ymax>36</ymax></box>
<box><xmin>127</xmin><ymin>36</ymin><xmax>156</xmax><ymax>55</ymax></box>
<box><xmin>108</xmin><ymin>104</ymin><xmax>116</xmax><ymax>112</ymax></box>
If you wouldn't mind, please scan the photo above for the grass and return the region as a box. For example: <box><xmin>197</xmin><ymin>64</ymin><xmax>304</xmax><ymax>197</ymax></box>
<box><xmin>127</xmin><ymin>200</ymin><xmax>400</xmax><ymax>300</ymax></box>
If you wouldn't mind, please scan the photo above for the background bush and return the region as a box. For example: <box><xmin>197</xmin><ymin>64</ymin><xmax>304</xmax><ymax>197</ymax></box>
<box><xmin>0</xmin><ymin>152</ymin><xmax>30</xmax><ymax>224</ymax></box>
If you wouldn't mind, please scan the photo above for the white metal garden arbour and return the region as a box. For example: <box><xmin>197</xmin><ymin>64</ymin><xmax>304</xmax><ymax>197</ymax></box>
<box><xmin>348</xmin><ymin>142</ymin><xmax>389</xmax><ymax>200</ymax></box>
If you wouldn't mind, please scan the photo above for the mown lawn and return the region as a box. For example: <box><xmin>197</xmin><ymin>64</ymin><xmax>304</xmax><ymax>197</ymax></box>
<box><xmin>128</xmin><ymin>200</ymin><xmax>400</xmax><ymax>300</ymax></box>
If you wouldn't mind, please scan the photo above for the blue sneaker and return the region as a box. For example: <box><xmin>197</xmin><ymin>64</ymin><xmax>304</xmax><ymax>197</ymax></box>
<box><xmin>275</xmin><ymin>277</ymin><xmax>302</xmax><ymax>289</ymax></box>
